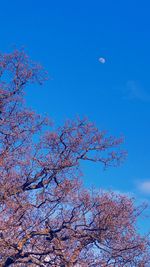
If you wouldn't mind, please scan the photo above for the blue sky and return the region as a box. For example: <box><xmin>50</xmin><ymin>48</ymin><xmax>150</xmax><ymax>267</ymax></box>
<box><xmin>1</xmin><ymin>1</ymin><xmax>150</xmax><ymax>228</ymax></box>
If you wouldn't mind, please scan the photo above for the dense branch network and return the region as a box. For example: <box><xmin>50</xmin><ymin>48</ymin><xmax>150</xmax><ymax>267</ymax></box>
<box><xmin>0</xmin><ymin>50</ymin><xmax>149</xmax><ymax>266</ymax></box>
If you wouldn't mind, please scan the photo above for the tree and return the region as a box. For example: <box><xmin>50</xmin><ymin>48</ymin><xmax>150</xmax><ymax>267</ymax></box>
<box><xmin>0</xmin><ymin>50</ymin><xmax>149</xmax><ymax>266</ymax></box>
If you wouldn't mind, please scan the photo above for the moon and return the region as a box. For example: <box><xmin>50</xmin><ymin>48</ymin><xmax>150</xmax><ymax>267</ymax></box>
<box><xmin>99</xmin><ymin>57</ymin><xmax>106</xmax><ymax>64</ymax></box>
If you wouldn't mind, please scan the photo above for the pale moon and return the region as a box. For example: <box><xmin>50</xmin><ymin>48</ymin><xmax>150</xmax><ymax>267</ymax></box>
<box><xmin>99</xmin><ymin>57</ymin><xmax>106</xmax><ymax>64</ymax></box>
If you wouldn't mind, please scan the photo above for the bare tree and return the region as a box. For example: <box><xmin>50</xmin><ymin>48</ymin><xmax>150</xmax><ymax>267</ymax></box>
<box><xmin>0</xmin><ymin>50</ymin><xmax>149</xmax><ymax>266</ymax></box>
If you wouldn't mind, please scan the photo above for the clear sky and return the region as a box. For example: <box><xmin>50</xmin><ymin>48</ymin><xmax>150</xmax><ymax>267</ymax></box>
<box><xmin>0</xmin><ymin>1</ymin><xmax>150</xmax><ymax>229</ymax></box>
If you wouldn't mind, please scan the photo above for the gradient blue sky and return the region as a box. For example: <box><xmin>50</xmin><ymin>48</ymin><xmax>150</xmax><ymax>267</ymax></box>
<box><xmin>0</xmin><ymin>1</ymin><xmax>150</xmax><ymax>228</ymax></box>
